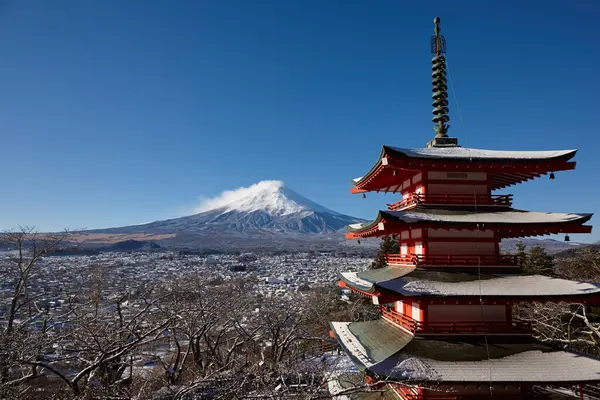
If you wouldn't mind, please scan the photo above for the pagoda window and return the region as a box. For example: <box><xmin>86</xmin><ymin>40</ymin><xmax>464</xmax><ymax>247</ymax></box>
<box><xmin>395</xmin><ymin>300</ymin><xmax>403</xmax><ymax>313</ymax></box>
<box><xmin>400</xmin><ymin>243</ymin><xmax>408</xmax><ymax>255</ymax></box>
<box><xmin>414</xmin><ymin>241</ymin><xmax>424</xmax><ymax>255</ymax></box>
<box><xmin>412</xmin><ymin>301</ymin><xmax>423</xmax><ymax>322</ymax></box>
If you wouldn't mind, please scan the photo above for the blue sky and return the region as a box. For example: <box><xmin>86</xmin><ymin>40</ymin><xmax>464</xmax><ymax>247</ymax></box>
<box><xmin>1</xmin><ymin>0</ymin><xmax>599</xmax><ymax>242</ymax></box>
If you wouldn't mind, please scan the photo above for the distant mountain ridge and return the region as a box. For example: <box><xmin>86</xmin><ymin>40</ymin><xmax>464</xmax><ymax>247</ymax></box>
<box><xmin>87</xmin><ymin>181</ymin><xmax>364</xmax><ymax>238</ymax></box>
<box><xmin>76</xmin><ymin>181</ymin><xmax>590</xmax><ymax>253</ymax></box>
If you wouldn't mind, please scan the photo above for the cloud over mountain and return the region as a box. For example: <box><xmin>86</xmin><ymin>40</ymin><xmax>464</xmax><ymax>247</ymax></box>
<box><xmin>87</xmin><ymin>181</ymin><xmax>363</xmax><ymax>238</ymax></box>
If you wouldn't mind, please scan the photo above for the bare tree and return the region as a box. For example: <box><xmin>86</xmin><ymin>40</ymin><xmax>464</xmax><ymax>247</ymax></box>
<box><xmin>514</xmin><ymin>245</ymin><xmax>600</xmax><ymax>355</ymax></box>
<box><xmin>0</xmin><ymin>236</ymin><xmax>376</xmax><ymax>399</ymax></box>
<box><xmin>0</xmin><ymin>226</ymin><xmax>70</xmax><ymax>394</ymax></box>
<box><xmin>0</xmin><ymin>226</ymin><xmax>70</xmax><ymax>334</ymax></box>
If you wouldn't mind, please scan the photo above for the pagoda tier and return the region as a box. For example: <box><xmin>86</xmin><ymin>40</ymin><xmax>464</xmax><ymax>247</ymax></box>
<box><xmin>339</xmin><ymin>268</ymin><xmax>600</xmax><ymax>302</ymax></box>
<box><xmin>330</xmin><ymin>319</ymin><xmax>600</xmax><ymax>385</ymax></box>
<box><xmin>347</xmin><ymin>207</ymin><xmax>592</xmax><ymax>240</ymax></box>
<box><xmin>330</xmin><ymin>16</ymin><xmax>600</xmax><ymax>400</ymax></box>
<box><xmin>351</xmin><ymin>146</ymin><xmax>577</xmax><ymax>193</ymax></box>
<box><xmin>338</xmin><ymin>268</ymin><xmax>600</xmax><ymax>335</ymax></box>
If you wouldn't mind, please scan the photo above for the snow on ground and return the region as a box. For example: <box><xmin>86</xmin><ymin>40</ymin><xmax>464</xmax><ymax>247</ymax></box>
<box><xmin>330</xmin><ymin>322</ymin><xmax>374</xmax><ymax>368</ymax></box>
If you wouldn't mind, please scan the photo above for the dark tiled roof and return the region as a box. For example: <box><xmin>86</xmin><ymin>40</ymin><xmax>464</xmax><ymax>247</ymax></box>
<box><xmin>340</xmin><ymin>267</ymin><xmax>414</xmax><ymax>293</ymax></box>
<box><xmin>384</xmin><ymin>146</ymin><xmax>577</xmax><ymax>162</ymax></box>
<box><xmin>330</xmin><ymin>319</ymin><xmax>413</xmax><ymax>369</ymax></box>
<box><xmin>331</xmin><ymin>319</ymin><xmax>600</xmax><ymax>383</ymax></box>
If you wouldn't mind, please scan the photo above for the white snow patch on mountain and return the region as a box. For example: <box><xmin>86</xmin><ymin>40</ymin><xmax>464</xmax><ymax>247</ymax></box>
<box><xmin>193</xmin><ymin>180</ymin><xmax>341</xmax><ymax>217</ymax></box>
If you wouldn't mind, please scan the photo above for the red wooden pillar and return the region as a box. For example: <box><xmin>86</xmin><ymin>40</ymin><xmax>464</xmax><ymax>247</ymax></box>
<box><xmin>422</xmin><ymin>227</ymin><xmax>429</xmax><ymax>258</ymax></box>
<box><xmin>421</xmin><ymin>300</ymin><xmax>428</xmax><ymax>331</ymax></box>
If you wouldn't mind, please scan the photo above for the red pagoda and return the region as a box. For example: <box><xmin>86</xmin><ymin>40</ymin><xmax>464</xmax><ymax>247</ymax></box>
<box><xmin>330</xmin><ymin>17</ymin><xmax>600</xmax><ymax>400</ymax></box>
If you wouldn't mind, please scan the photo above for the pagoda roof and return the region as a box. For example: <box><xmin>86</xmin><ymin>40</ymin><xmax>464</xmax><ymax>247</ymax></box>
<box><xmin>340</xmin><ymin>267</ymin><xmax>600</xmax><ymax>300</ymax></box>
<box><xmin>331</xmin><ymin>319</ymin><xmax>600</xmax><ymax>383</ymax></box>
<box><xmin>385</xmin><ymin>146</ymin><xmax>577</xmax><ymax>161</ymax></box>
<box><xmin>346</xmin><ymin>208</ymin><xmax>593</xmax><ymax>238</ymax></box>
<box><xmin>351</xmin><ymin>146</ymin><xmax>578</xmax><ymax>192</ymax></box>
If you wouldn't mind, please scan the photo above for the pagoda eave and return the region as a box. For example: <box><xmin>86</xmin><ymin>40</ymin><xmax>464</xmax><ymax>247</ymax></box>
<box><xmin>338</xmin><ymin>280</ymin><xmax>397</xmax><ymax>304</ymax></box>
<box><xmin>340</xmin><ymin>268</ymin><xmax>600</xmax><ymax>300</ymax></box>
<box><xmin>331</xmin><ymin>320</ymin><xmax>600</xmax><ymax>384</ymax></box>
<box><xmin>351</xmin><ymin>146</ymin><xmax>578</xmax><ymax>193</ymax></box>
<box><xmin>346</xmin><ymin>208</ymin><xmax>593</xmax><ymax>239</ymax></box>
<box><xmin>347</xmin><ymin>223</ymin><xmax>592</xmax><ymax>239</ymax></box>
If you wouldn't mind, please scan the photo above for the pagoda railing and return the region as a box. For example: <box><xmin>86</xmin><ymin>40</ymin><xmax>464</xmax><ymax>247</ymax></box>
<box><xmin>385</xmin><ymin>253</ymin><xmax>519</xmax><ymax>267</ymax></box>
<box><xmin>387</xmin><ymin>193</ymin><xmax>513</xmax><ymax>211</ymax></box>
<box><xmin>380</xmin><ymin>308</ymin><xmax>532</xmax><ymax>335</ymax></box>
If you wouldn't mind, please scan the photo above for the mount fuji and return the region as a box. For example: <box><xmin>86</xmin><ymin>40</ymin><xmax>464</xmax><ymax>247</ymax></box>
<box><xmin>83</xmin><ymin>181</ymin><xmax>365</xmax><ymax>249</ymax></box>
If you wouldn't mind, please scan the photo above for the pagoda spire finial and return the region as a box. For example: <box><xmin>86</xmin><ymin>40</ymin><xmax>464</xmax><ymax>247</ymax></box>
<box><xmin>427</xmin><ymin>16</ymin><xmax>459</xmax><ymax>148</ymax></box>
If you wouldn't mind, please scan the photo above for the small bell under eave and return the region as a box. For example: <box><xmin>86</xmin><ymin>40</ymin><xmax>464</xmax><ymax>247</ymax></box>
<box><xmin>393</xmin><ymin>170</ymin><xmax>397</xmax><ymax>177</ymax></box>
<box><xmin>357</xmin><ymin>240</ymin><xmax>361</xmax><ymax>245</ymax></box>
<box><xmin>549</xmin><ymin>172</ymin><xmax>555</xmax><ymax>180</ymax></box>
<box><xmin>362</xmin><ymin>193</ymin><xmax>366</xmax><ymax>198</ymax></box>
<box><xmin>564</xmin><ymin>234</ymin><xmax>570</xmax><ymax>242</ymax></box>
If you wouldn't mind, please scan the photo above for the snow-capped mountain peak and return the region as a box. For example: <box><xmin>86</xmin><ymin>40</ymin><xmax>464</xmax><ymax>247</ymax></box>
<box><xmin>89</xmin><ymin>180</ymin><xmax>362</xmax><ymax>237</ymax></box>
<box><xmin>197</xmin><ymin>180</ymin><xmax>341</xmax><ymax>217</ymax></box>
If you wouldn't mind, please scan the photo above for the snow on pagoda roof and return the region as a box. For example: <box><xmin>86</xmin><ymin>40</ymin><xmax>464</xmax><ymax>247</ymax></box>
<box><xmin>385</xmin><ymin>146</ymin><xmax>578</xmax><ymax>161</ymax></box>
<box><xmin>350</xmin><ymin>146</ymin><xmax>578</xmax><ymax>190</ymax></box>
<box><xmin>340</xmin><ymin>268</ymin><xmax>600</xmax><ymax>298</ymax></box>
<box><xmin>348</xmin><ymin>223</ymin><xmax>366</xmax><ymax>230</ymax></box>
<box><xmin>331</xmin><ymin>319</ymin><xmax>600</xmax><ymax>383</ymax></box>
<box><xmin>346</xmin><ymin>208</ymin><xmax>593</xmax><ymax>233</ymax></box>
<box><xmin>383</xmin><ymin>271</ymin><xmax>600</xmax><ymax>297</ymax></box>
<box><xmin>384</xmin><ymin>340</ymin><xmax>600</xmax><ymax>383</ymax></box>
<box><xmin>341</xmin><ymin>267</ymin><xmax>414</xmax><ymax>293</ymax></box>
<box><xmin>330</xmin><ymin>320</ymin><xmax>413</xmax><ymax>369</ymax></box>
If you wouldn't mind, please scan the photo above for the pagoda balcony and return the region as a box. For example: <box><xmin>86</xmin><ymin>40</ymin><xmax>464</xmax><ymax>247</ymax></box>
<box><xmin>387</xmin><ymin>193</ymin><xmax>513</xmax><ymax>211</ymax></box>
<box><xmin>380</xmin><ymin>308</ymin><xmax>532</xmax><ymax>335</ymax></box>
<box><xmin>385</xmin><ymin>253</ymin><xmax>519</xmax><ymax>267</ymax></box>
